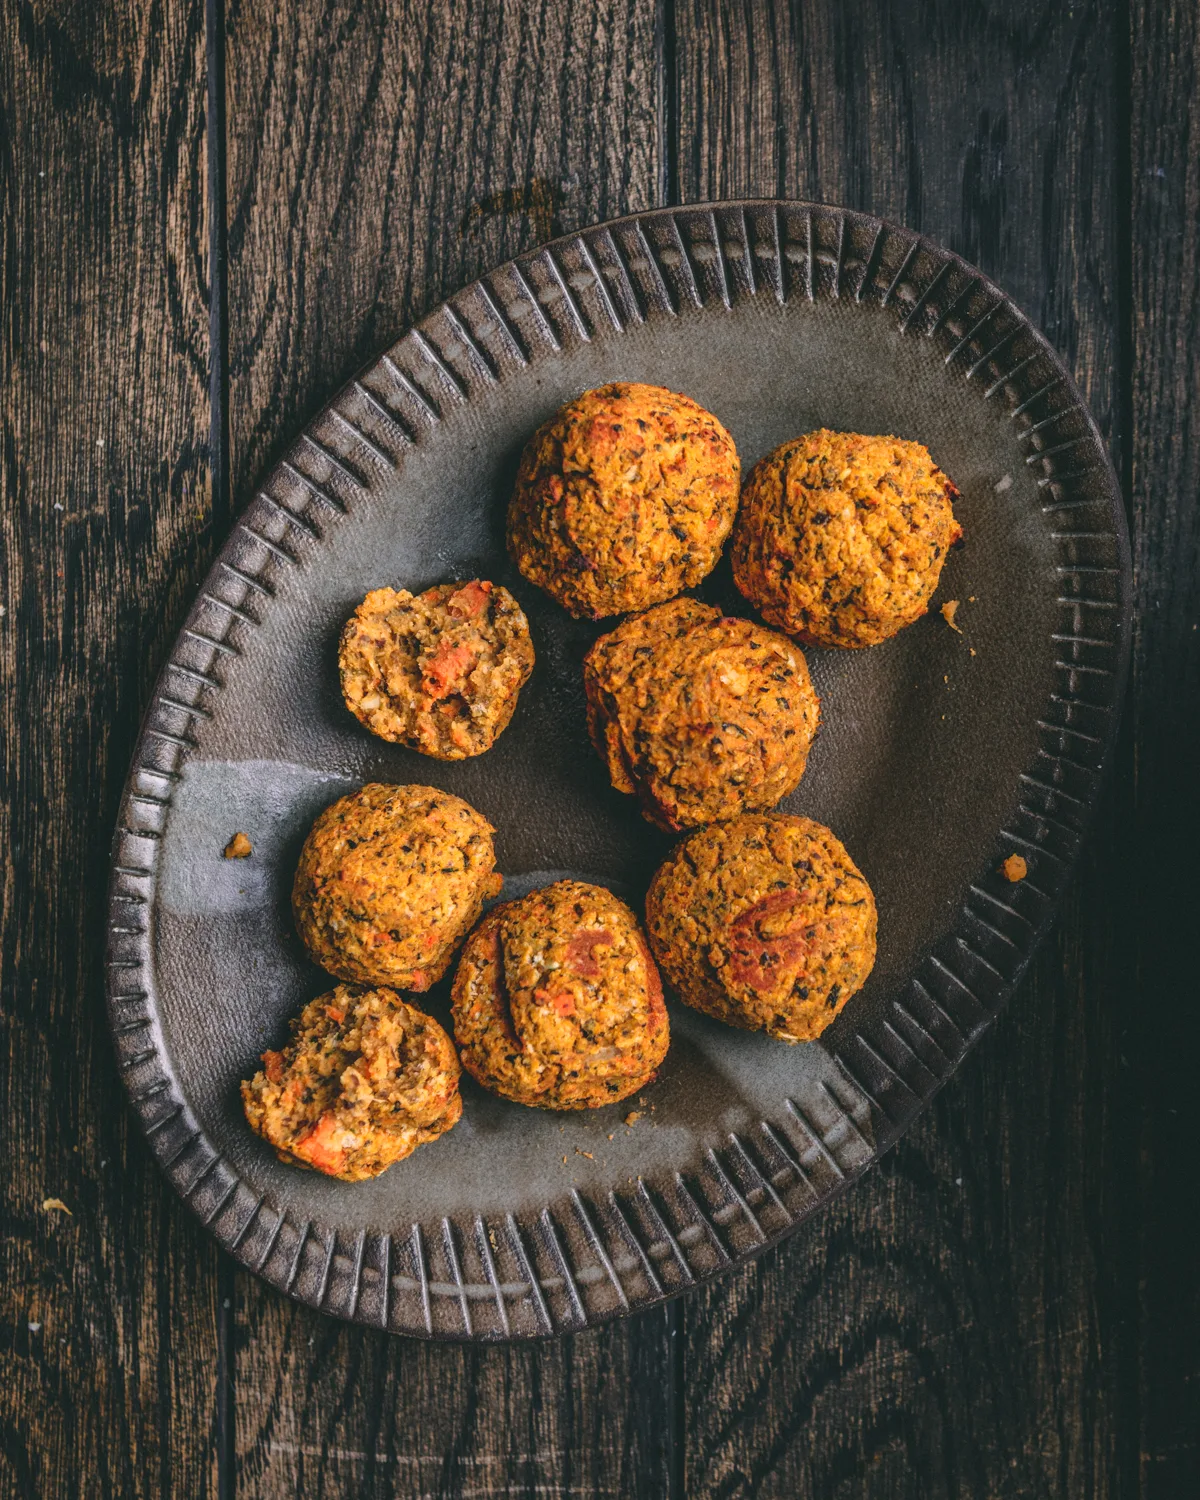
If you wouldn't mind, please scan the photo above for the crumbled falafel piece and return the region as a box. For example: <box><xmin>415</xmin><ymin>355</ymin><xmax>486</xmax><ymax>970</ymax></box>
<box><xmin>583</xmin><ymin>597</ymin><xmax>820</xmax><ymax>830</ymax></box>
<box><xmin>645</xmin><ymin>813</ymin><xmax>876</xmax><ymax>1042</ymax></box>
<box><xmin>242</xmin><ymin>985</ymin><xmax>461</xmax><ymax>1180</ymax></box>
<box><xmin>507</xmin><ymin>383</ymin><xmax>740</xmax><ymax>619</ymax></box>
<box><xmin>339</xmin><ymin>580</ymin><xmax>534</xmax><ymax>759</ymax></box>
<box><xmin>731</xmin><ymin>430</ymin><xmax>962</xmax><ymax>647</ymax></box>
<box><xmin>292</xmin><ymin>783</ymin><xmax>502</xmax><ymax>990</ymax></box>
<box><xmin>452</xmin><ymin>880</ymin><xmax>668</xmax><ymax>1110</ymax></box>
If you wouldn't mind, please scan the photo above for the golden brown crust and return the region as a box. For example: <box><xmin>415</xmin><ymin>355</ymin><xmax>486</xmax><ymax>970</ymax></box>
<box><xmin>339</xmin><ymin>580</ymin><xmax>534</xmax><ymax>760</ymax></box>
<box><xmin>583</xmin><ymin>597</ymin><xmax>821</xmax><ymax>830</ymax></box>
<box><xmin>507</xmin><ymin>383</ymin><xmax>740</xmax><ymax>619</ymax></box>
<box><xmin>451</xmin><ymin>880</ymin><xmax>669</xmax><ymax>1110</ymax></box>
<box><xmin>241</xmin><ymin>985</ymin><xmax>461</xmax><ymax>1181</ymax></box>
<box><xmin>731</xmin><ymin>430</ymin><xmax>962</xmax><ymax>648</ymax></box>
<box><xmin>645</xmin><ymin>814</ymin><xmax>876</xmax><ymax>1042</ymax></box>
<box><xmin>292</xmin><ymin>783</ymin><xmax>502</xmax><ymax>990</ymax></box>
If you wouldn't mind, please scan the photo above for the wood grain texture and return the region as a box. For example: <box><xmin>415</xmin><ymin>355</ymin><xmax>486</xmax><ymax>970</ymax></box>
<box><xmin>5</xmin><ymin>1</ymin><xmax>1194</xmax><ymax>1494</ymax></box>
<box><xmin>0</xmin><ymin>1</ymin><xmax>222</xmax><ymax>1496</ymax></box>
<box><xmin>225</xmin><ymin>0</ymin><xmax>661</xmax><ymax>504</ymax></box>
<box><xmin>1130</xmin><ymin>2</ymin><xmax>1200</xmax><ymax>1492</ymax></box>
<box><xmin>223</xmin><ymin>3</ymin><xmax>671</xmax><ymax>1494</ymax></box>
<box><xmin>673</xmin><ymin>3</ymin><xmax>1138</xmax><ymax>1495</ymax></box>
<box><xmin>235</xmin><ymin>1298</ymin><xmax>675</xmax><ymax>1499</ymax></box>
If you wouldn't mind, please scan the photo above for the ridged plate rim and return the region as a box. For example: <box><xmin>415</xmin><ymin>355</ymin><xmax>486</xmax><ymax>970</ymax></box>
<box><xmin>106</xmin><ymin>200</ymin><xmax>1132</xmax><ymax>1340</ymax></box>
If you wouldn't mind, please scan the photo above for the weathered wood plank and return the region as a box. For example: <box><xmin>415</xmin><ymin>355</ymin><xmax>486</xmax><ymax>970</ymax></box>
<box><xmin>223</xmin><ymin>3</ymin><xmax>670</xmax><ymax>1494</ymax></box>
<box><xmin>226</xmin><ymin>0</ymin><xmax>661</xmax><ymax>503</ymax></box>
<box><xmin>1129</xmin><ymin>3</ymin><xmax>1200</xmax><ymax>1493</ymax></box>
<box><xmin>235</xmin><ymin>1299</ymin><xmax>675</xmax><ymax>1498</ymax></box>
<box><xmin>0</xmin><ymin>1</ymin><xmax>222</xmax><ymax>1495</ymax></box>
<box><xmin>673</xmin><ymin>3</ymin><xmax>1135</xmax><ymax>1495</ymax></box>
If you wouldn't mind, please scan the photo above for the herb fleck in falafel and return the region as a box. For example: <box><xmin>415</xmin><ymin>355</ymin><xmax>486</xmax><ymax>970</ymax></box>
<box><xmin>508</xmin><ymin>383</ymin><xmax>740</xmax><ymax>619</ymax></box>
<box><xmin>584</xmin><ymin>597</ymin><xmax>820</xmax><ymax>830</ymax></box>
<box><xmin>339</xmin><ymin>580</ymin><xmax>534</xmax><ymax>759</ymax></box>
<box><xmin>242</xmin><ymin>985</ymin><xmax>461</xmax><ymax>1181</ymax></box>
<box><xmin>645</xmin><ymin>814</ymin><xmax>876</xmax><ymax>1042</ymax></box>
<box><xmin>731</xmin><ymin>430</ymin><xmax>961</xmax><ymax>647</ymax></box>
<box><xmin>452</xmin><ymin>880</ymin><xmax>668</xmax><ymax>1110</ymax></box>
<box><xmin>292</xmin><ymin>783</ymin><xmax>502</xmax><ymax>991</ymax></box>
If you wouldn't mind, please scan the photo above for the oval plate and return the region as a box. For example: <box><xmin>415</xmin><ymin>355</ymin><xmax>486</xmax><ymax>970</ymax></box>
<box><xmin>107</xmin><ymin>202</ymin><xmax>1130</xmax><ymax>1339</ymax></box>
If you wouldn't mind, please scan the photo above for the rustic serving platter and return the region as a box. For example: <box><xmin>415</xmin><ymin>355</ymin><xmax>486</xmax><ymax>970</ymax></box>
<box><xmin>107</xmin><ymin>202</ymin><xmax>1130</xmax><ymax>1339</ymax></box>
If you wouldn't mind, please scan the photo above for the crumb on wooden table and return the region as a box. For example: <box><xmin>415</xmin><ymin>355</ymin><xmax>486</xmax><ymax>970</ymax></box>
<box><xmin>1002</xmin><ymin>854</ymin><xmax>1028</xmax><ymax>882</ymax></box>
<box><xmin>41</xmin><ymin>1197</ymin><xmax>72</xmax><ymax>1215</ymax></box>
<box><xmin>224</xmin><ymin>831</ymin><xmax>252</xmax><ymax>859</ymax></box>
<box><xmin>941</xmin><ymin>599</ymin><xmax>961</xmax><ymax>631</ymax></box>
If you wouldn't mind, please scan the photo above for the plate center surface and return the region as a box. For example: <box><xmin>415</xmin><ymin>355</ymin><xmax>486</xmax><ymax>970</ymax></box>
<box><xmin>151</xmin><ymin>294</ymin><xmax>1053</xmax><ymax>1229</ymax></box>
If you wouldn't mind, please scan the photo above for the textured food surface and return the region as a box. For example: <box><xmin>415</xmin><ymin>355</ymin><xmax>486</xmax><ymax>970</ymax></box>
<box><xmin>646</xmin><ymin>814</ymin><xmax>877</xmax><ymax>1042</ymax></box>
<box><xmin>731</xmin><ymin>429</ymin><xmax>962</xmax><ymax>647</ymax></box>
<box><xmin>507</xmin><ymin>382</ymin><xmax>740</xmax><ymax>618</ymax></box>
<box><xmin>583</xmin><ymin>596</ymin><xmax>821</xmax><ymax>829</ymax></box>
<box><xmin>452</xmin><ymin>880</ymin><xmax>669</xmax><ymax>1109</ymax></box>
<box><xmin>241</xmin><ymin>985</ymin><xmax>462</xmax><ymax>1181</ymax></box>
<box><xmin>339</xmin><ymin>580</ymin><xmax>535</xmax><ymax>759</ymax></box>
<box><xmin>292</xmin><ymin>783</ymin><xmax>502</xmax><ymax>990</ymax></box>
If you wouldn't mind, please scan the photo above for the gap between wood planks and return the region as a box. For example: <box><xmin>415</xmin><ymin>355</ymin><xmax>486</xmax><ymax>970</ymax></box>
<box><xmin>206</xmin><ymin>0</ymin><xmax>236</xmax><ymax>1494</ymax></box>
<box><xmin>203</xmin><ymin>0</ymin><xmax>687</xmax><ymax>1494</ymax></box>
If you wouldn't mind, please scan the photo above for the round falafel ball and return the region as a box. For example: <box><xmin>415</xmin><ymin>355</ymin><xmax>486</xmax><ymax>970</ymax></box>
<box><xmin>507</xmin><ymin>382</ymin><xmax>740</xmax><ymax>619</ymax></box>
<box><xmin>451</xmin><ymin>880</ymin><xmax>668</xmax><ymax>1110</ymax></box>
<box><xmin>292</xmin><ymin>783</ymin><xmax>502</xmax><ymax>991</ymax></box>
<box><xmin>731</xmin><ymin>430</ymin><xmax>962</xmax><ymax>648</ymax></box>
<box><xmin>645</xmin><ymin>814</ymin><xmax>876</xmax><ymax>1043</ymax></box>
<box><xmin>339</xmin><ymin>580</ymin><xmax>535</xmax><ymax>760</ymax></box>
<box><xmin>584</xmin><ymin>597</ymin><xmax>821</xmax><ymax>830</ymax></box>
<box><xmin>241</xmin><ymin>985</ymin><xmax>461</xmax><ymax>1181</ymax></box>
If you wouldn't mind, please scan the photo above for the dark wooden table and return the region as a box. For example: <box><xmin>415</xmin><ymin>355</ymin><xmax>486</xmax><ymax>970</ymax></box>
<box><xmin>3</xmin><ymin>2</ymin><xmax>1197</xmax><ymax>1495</ymax></box>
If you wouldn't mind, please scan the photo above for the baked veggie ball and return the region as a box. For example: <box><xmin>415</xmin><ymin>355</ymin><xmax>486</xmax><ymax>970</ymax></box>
<box><xmin>292</xmin><ymin>784</ymin><xmax>502</xmax><ymax>991</ymax></box>
<box><xmin>645</xmin><ymin>814</ymin><xmax>876</xmax><ymax>1043</ymax></box>
<box><xmin>507</xmin><ymin>382</ymin><xmax>740</xmax><ymax>619</ymax></box>
<box><xmin>241</xmin><ymin>985</ymin><xmax>461</xmax><ymax>1181</ymax></box>
<box><xmin>583</xmin><ymin>597</ymin><xmax>821</xmax><ymax>830</ymax></box>
<box><xmin>731</xmin><ymin>430</ymin><xmax>962</xmax><ymax>648</ymax></box>
<box><xmin>339</xmin><ymin>580</ymin><xmax>534</xmax><ymax>760</ymax></box>
<box><xmin>451</xmin><ymin>880</ymin><xmax>668</xmax><ymax>1110</ymax></box>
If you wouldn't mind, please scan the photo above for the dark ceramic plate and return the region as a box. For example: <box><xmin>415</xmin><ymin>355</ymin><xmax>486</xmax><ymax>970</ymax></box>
<box><xmin>107</xmin><ymin>202</ymin><xmax>1130</xmax><ymax>1339</ymax></box>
